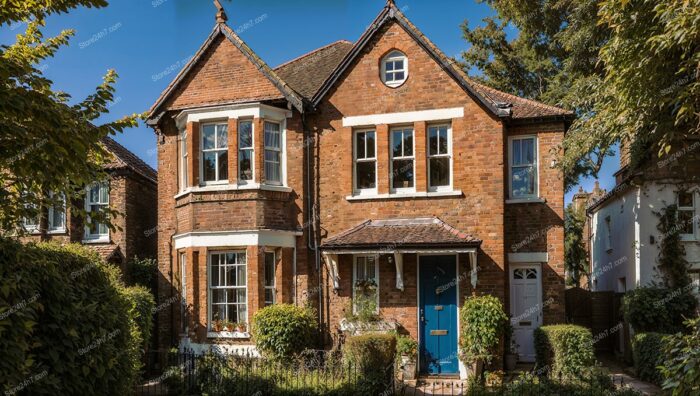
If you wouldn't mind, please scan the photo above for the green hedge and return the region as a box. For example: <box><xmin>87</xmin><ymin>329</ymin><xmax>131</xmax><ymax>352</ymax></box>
<box><xmin>344</xmin><ymin>333</ymin><xmax>397</xmax><ymax>393</ymax></box>
<box><xmin>534</xmin><ymin>324</ymin><xmax>595</xmax><ymax>379</ymax></box>
<box><xmin>251</xmin><ymin>304</ymin><xmax>317</xmax><ymax>360</ymax></box>
<box><xmin>631</xmin><ymin>332</ymin><xmax>664</xmax><ymax>385</ymax></box>
<box><xmin>122</xmin><ymin>285</ymin><xmax>155</xmax><ymax>350</ymax></box>
<box><xmin>0</xmin><ymin>239</ymin><xmax>141</xmax><ymax>395</ymax></box>
<box><xmin>658</xmin><ymin>318</ymin><xmax>700</xmax><ymax>395</ymax></box>
<box><xmin>459</xmin><ymin>294</ymin><xmax>508</xmax><ymax>365</ymax></box>
<box><xmin>622</xmin><ymin>286</ymin><xmax>697</xmax><ymax>333</ymax></box>
<box><xmin>127</xmin><ymin>256</ymin><xmax>157</xmax><ymax>289</ymax></box>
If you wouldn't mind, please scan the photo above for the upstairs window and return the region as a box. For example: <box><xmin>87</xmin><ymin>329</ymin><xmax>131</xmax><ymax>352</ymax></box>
<box><xmin>391</xmin><ymin>127</ymin><xmax>414</xmax><ymax>192</ymax></box>
<box><xmin>264</xmin><ymin>121</ymin><xmax>282</xmax><ymax>185</ymax></box>
<box><xmin>48</xmin><ymin>193</ymin><xmax>66</xmax><ymax>232</ymax></box>
<box><xmin>381</xmin><ymin>50</ymin><xmax>408</xmax><ymax>87</ymax></box>
<box><xmin>428</xmin><ymin>124</ymin><xmax>451</xmax><ymax>191</ymax></box>
<box><xmin>85</xmin><ymin>182</ymin><xmax>109</xmax><ymax>241</ymax></box>
<box><xmin>238</xmin><ymin>120</ymin><xmax>254</xmax><ymax>183</ymax></box>
<box><xmin>678</xmin><ymin>191</ymin><xmax>696</xmax><ymax>240</ymax></box>
<box><xmin>201</xmin><ymin>123</ymin><xmax>228</xmax><ymax>183</ymax></box>
<box><xmin>179</xmin><ymin>130</ymin><xmax>188</xmax><ymax>191</ymax></box>
<box><xmin>354</xmin><ymin>130</ymin><xmax>377</xmax><ymax>195</ymax></box>
<box><xmin>509</xmin><ymin>136</ymin><xmax>538</xmax><ymax>199</ymax></box>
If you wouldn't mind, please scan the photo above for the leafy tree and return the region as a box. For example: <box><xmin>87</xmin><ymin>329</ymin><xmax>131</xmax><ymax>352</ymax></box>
<box><xmin>461</xmin><ymin>0</ymin><xmax>700</xmax><ymax>187</ymax></box>
<box><xmin>564</xmin><ymin>203</ymin><xmax>587</xmax><ymax>286</ymax></box>
<box><xmin>0</xmin><ymin>0</ymin><xmax>139</xmax><ymax>235</ymax></box>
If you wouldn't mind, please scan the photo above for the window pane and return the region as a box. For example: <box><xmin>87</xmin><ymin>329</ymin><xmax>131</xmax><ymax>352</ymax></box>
<box><xmin>239</xmin><ymin>150</ymin><xmax>252</xmax><ymax>180</ymax></box>
<box><xmin>511</xmin><ymin>167</ymin><xmax>535</xmax><ymax>197</ymax></box>
<box><xmin>356</xmin><ymin>258</ymin><xmax>365</xmax><ymax>280</ymax></box>
<box><xmin>512</xmin><ymin>140</ymin><xmax>521</xmax><ymax>165</ymax></box>
<box><xmin>217</xmin><ymin>151</ymin><xmax>228</xmax><ymax>181</ymax></box>
<box><xmin>385</xmin><ymin>72</ymin><xmax>394</xmax><ymax>82</ymax></box>
<box><xmin>264</xmin><ymin>122</ymin><xmax>280</xmax><ymax>148</ymax></box>
<box><xmin>428</xmin><ymin>128</ymin><xmax>438</xmax><ymax>156</ymax></box>
<box><xmin>385</xmin><ymin>61</ymin><xmax>394</xmax><ymax>71</ymax></box>
<box><xmin>403</xmin><ymin>132</ymin><xmax>413</xmax><ymax>156</ymax></box>
<box><xmin>265</xmin><ymin>150</ymin><xmax>281</xmax><ymax>182</ymax></box>
<box><xmin>211</xmin><ymin>255</ymin><xmax>220</xmax><ymax>286</ymax></box>
<box><xmin>226</xmin><ymin>265</ymin><xmax>236</xmax><ymax>287</ymax></box>
<box><xmin>236</xmin><ymin>265</ymin><xmax>246</xmax><ymax>287</ymax></box>
<box><xmin>365</xmin><ymin>132</ymin><xmax>375</xmax><ymax>158</ymax></box>
<box><xmin>356</xmin><ymin>161</ymin><xmax>376</xmax><ymax>190</ymax></box>
<box><xmin>212</xmin><ymin>289</ymin><xmax>225</xmax><ymax>303</ymax></box>
<box><xmin>438</xmin><ymin>128</ymin><xmax>448</xmax><ymax>154</ymax></box>
<box><xmin>429</xmin><ymin>157</ymin><xmax>450</xmax><ymax>187</ymax></box>
<box><xmin>216</xmin><ymin>124</ymin><xmax>228</xmax><ymax>149</ymax></box>
<box><xmin>395</xmin><ymin>60</ymin><xmax>404</xmax><ymax>70</ymax></box>
<box><xmin>393</xmin><ymin>159</ymin><xmax>414</xmax><ymax>189</ymax></box>
<box><xmin>227</xmin><ymin>304</ymin><xmax>238</xmax><ymax>323</ymax></box>
<box><xmin>265</xmin><ymin>289</ymin><xmax>274</xmax><ymax>305</ymax></box>
<box><xmin>394</xmin><ymin>71</ymin><xmax>405</xmax><ymax>81</ymax></box>
<box><xmin>392</xmin><ymin>131</ymin><xmax>403</xmax><ymax>157</ymax></box>
<box><xmin>264</xmin><ymin>253</ymin><xmax>275</xmax><ymax>287</ymax></box>
<box><xmin>679</xmin><ymin>210</ymin><xmax>695</xmax><ymax>234</ymax></box>
<box><xmin>203</xmin><ymin>152</ymin><xmax>216</xmax><ymax>181</ymax></box>
<box><xmin>238</xmin><ymin>303</ymin><xmax>247</xmax><ymax>323</ymax></box>
<box><xmin>51</xmin><ymin>206</ymin><xmax>65</xmax><ymax>229</ymax></box>
<box><xmin>89</xmin><ymin>185</ymin><xmax>100</xmax><ymax>203</ymax></box>
<box><xmin>237</xmin><ymin>252</ymin><xmax>246</xmax><ymax>264</ymax></box>
<box><xmin>679</xmin><ymin>192</ymin><xmax>693</xmax><ymax>208</ymax></box>
<box><xmin>356</xmin><ymin>133</ymin><xmax>366</xmax><ymax>159</ymax></box>
<box><xmin>239</xmin><ymin>121</ymin><xmax>253</xmax><ymax>148</ymax></box>
<box><xmin>202</xmin><ymin>125</ymin><xmax>215</xmax><ymax>150</ymax></box>
<box><xmin>523</xmin><ymin>138</ymin><xmax>534</xmax><ymax>164</ymax></box>
<box><xmin>212</xmin><ymin>305</ymin><xmax>226</xmax><ymax>322</ymax></box>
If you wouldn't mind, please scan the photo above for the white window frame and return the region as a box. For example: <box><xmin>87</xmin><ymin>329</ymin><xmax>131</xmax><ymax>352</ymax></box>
<box><xmin>22</xmin><ymin>204</ymin><xmax>40</xmax><ymax>233</ymax></box>
<box><xmin>381</xmin><ymin>50</ymin><xmax>408</xmax><ymax>87</ymax></box>
<box><xmin>84</xmin><ymin>182</ymin><xmax>109</xmax><ymax>242</ymax></box>
<box><xmin>390</xmin><ymin>126</ymin><xmax>415</xmax><ymax>194</ymax></box>
<box><xmin>237</xmin><ymin>119</ymin><xmax>255</xmax><ymax>185</ymax></box>
<box><xmin>427</xmin><ymin>124</ymin><xmax>453</xmax><ymax>192</ymax></box>
<box><xmin>352</xmin><ymin>255</ymin><xmax>380</xmax><ymax>314</ymax></box>
<box><xmin>180</xmin><ymin>252</ymin><xmax>187</xmax><ymax>333</ymax></box>
<box><xmin>263</xmin><ymin>121</ymin><xmax>283</xmax><ymax>186</ymax></box>
<box><xmin>179</xmin><ymin>129</ymin><xmax>188</xmax><ymax>191</ymax></box>
<box><xmin>353</xmin><ymin>129</ymin><xmax>378</xmax><ymax>196</ymax></box>
<box><xmin>199</xmin><ymin>122</ymin><xmax>229</xmax><ymax>185</ymax></box>
<box><xmin>48</xmin><ymin>192</ymin><xmax>66</xmax><ymax>233</ymax></box>
<box><xmin>208</xmin><ymin>251</ymin><xmax>247</xmax><ymax>331</ymax></box>
<box><xmin>678</xmin><ymin>191</ymin><xmax>697</xmax><ymax>241</ymax></box>
<box><xmin>508</xmin><ymin>135</ymin><xmax>539</xmax><ymax>199</ymax></box>
<box><xmin>264</xmin><ymin>251</ymin><xmax>276</xmax><ymax>306</ymax></box>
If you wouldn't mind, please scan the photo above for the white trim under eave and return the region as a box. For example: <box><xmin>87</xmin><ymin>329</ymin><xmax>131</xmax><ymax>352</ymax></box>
<box><xmin>175</xmin><ymin>103</ymin><xmax>293</xmax><ymax>129</ymax></box>
<box><xmin>508</xmin><ymin>252</ymin><xmax>548</xmax><ymax>263</ymax></box>
<box><xmin>173</xmin><ymin>229</ymin><xmax>302</xmax><ymax>249</ymax></box>
<box><xmin>342</xmin><ymin>107</ymin><xmax>464</xmax><ymax>127</ymax></box>
<box><xmin>323</xmin><ymin>247</ymin><xmax>477</xmax><ymax>255</ymax></box>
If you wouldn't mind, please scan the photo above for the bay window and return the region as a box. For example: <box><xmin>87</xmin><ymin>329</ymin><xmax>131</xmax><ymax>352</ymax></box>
<box><xmin>85</xmin><ymin>182</ymin><xmax>109</xmax><ymax>241</ymax></box>
<box><xmin>354</xmin><ymin>130</ymin><xmax>377</xmax><ymax>194</ymax></box>
<box><xmin>264</xmin><ymin>252</ymin><xmax>276</xmax><ymax>306</ymax></box>
<box><xmin>509</xmin><ymin>136</ymin><xmax>538</xmax><ymax>199</ymax></box>
<box><xmin>209</xmin><ymin>252</ymin><xmax>247</xmax><ymax>330</ymax></box>
<box><xmin>427</xmin><ymin>124</ymin><xmax>451</xmax><ymax>191</ymax></box>
<box><xmin>391</xmin><ymin>127</ymin><xmax>415</xmax><ymax>192</ymax></box>
<box><xmin>201</xmin><ymin>123</ymin><xmax>228</xmax><ymax>183</ymax></box>
<box><xmin>264</xmin><ymin>121</ymin><xmax>282</xmax><ymax>184</ymax></box>
<box><xmin>238</xmin><ymin>120</ymin><xmax>254</xmax><ymax>182</ymax></box>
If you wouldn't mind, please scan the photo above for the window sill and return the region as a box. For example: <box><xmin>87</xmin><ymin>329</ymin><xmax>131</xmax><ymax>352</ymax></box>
<box><xmin>175</xmin><ymin>183</ymin><xmax>292</xmax><ymax>199</ymax></box>
<box><xmin>506</xmin><ymin>197</ymin><xmax>546</xmax><ymax>204</ymax></box>
<box><xmin>345</xmin><ymin>190</ymin><xmax>463</xmax><ymax>201</ymax></box>
<box><xmin>82</xmin><ymin>237</ymin><xmax>110</xmax><ymax>244</ymax></box>
<box><xmin>207</xmin><ymin>331</ymin><xmax>250</xmax><ymax>339</ymax></box>
<box><xmin>48</xmin><ymin>229</ymin><xmax>67</xmax><ymax>235</ymax></box>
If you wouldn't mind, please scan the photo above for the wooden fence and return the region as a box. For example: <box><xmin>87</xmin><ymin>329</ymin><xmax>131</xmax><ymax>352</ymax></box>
<box><xmin>565</xmin><ymin>287</ymin><xmax>627</xmax><ymax>354</ymax></box>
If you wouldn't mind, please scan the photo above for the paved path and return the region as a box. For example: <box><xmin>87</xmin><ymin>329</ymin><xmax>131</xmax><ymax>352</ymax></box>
<box><xmin>598</xmin><ymin>355</ymin><xmax>662</xmax><ymax>395</ymax></box>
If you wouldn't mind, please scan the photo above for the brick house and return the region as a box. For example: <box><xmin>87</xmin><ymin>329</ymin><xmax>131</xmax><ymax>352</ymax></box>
<box><xmin>146</xmin><ymin>2</ymin><xmax>571</xmax><ymax>377</ymax></box>
<box><xmin>20</xmin><ymin>137</ymin><xmax>158</xmax><ymax>269</ymax></box>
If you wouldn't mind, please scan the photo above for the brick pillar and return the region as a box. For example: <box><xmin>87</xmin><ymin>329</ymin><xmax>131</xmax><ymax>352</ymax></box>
<box><xmin>195</xmin><ymin>248</ymin><xmax>207</xmax><ymax>342</ymax></box>
<box><xmin>186</xmin><ymin>121</ymin><xmax>200</xmax><ymax>187</ymax></box>
<box><xmin>247</xmin><ymin>246</ymin><xmax>263</xmax><ymax>323</ymax></box>
<box><xmin>376</xmin><ymin>124</ymin><xmax>389</xmax><ymax>194</ymax></box>
<box><xmin>343</xmin><ymin>127</ymin><xmax>354</xmax><ymax>195</ymax></box>
<box><xmin>254</xmin><ymin>118</ymin><xmax>264</xmax><ymax>185</ymax></box>
<box><xmin>414</xmin><ymin>121</ymin><xmax>427</xmax><ymax>192</ymax></box>
<box><xmin>186</xmin><ymin>248</ymin><xmax>197</xmax><ymax>338</ymax></box>
<box><xmin>227</xmin><ymin>118</ymin><xmax>238</xmax><ymax>184</ymax></box>
<box><xmin>278</xmin><ymin>247</ymin><xmax>293</xmax><ymax>303</ymax></box>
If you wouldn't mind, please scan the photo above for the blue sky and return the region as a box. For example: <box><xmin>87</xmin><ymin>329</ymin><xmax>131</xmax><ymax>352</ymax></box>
<box><xmin>0</xmin><ymin>0</ymin><xmax>618</xmax><ymax>204</ymax></box>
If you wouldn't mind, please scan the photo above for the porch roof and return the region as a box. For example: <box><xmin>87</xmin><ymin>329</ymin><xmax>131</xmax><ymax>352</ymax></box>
<box><xmin>320</xmin><ymin>217</ymin><xmax>481</xmax><ymax>252</ymax></box>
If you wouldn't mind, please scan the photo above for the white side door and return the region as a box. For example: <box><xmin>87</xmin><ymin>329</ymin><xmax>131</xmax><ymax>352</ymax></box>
<box><xmin>509</xmin><ymin>264</ymin><xmax>543</xmax><ymax>363</ymax></box>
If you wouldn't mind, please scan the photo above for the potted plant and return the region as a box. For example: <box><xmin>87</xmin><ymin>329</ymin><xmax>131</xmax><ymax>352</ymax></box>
<box><xmin>504</xmin><ymin>321</ymin><xmax>519</xmax><ymax>371</ymax></box>
<box><xmin>459</xmin><ymin>295</ymin><xmax>508</xmax><ymax>382</ymax></box>
<box><xmin>395</xmin><ymin>334</ymin><xmax>418</xmax><ymax>380</ymax></box>
<box><xmin>235</xmin><ymin>322</ymin><xmax>247</xmax><ymax>333</ymax></box>
<box><xmin>212</xmin><ymin>319</ymin><xmax>224</xmax><ymax>332</ymax></box>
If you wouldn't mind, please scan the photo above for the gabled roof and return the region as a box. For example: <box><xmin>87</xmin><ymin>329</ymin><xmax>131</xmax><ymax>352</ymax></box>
<box><xmin>102</xmin><ymin>137</ymin><xmax>157</xmax><ymax>183</ymax></box>
<box><xmin>321</xmin><ymin>217</ymin><xmax>481</xmax><ymax>251</ymax></box>
<box><xmin>275</xmin><ymin>40</ymin><xmax>354</xmax><ymax>100</ymax></box>
<box><xmin>309</xmin><ymin>3</ymin><xmax>573</xmax><ymax>122</ymax></box>
<box><xmin>147</xmin><ymin>23</ymin><xmax>304</xmax><ymax>121</ymax></box>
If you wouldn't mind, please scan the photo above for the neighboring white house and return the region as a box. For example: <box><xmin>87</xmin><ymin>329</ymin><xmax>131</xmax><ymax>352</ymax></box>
<box><xmin>587</xmin><ymin>177</ymin><xmax>700</xmax><ymax>294</ymax></box>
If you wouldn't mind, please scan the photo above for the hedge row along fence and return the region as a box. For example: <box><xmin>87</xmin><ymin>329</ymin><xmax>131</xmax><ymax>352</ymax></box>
<box><xmin>534</xmin><ymin>324</ymin><xmax>595</xmax><ymax>380</ymax></box>
<box><xmin>0</xmin><ymin>238</ymin><xmax>153</xmax><ymax>395</ymax></box>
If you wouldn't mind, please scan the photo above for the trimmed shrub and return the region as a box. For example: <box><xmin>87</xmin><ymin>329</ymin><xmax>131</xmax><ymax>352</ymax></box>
<box><xmin>659</xmin><ymin>317</ymin><xmax>700</xmax><ymax>395</ymax></box>
<box><xmin>0</xmin><ymin>239</ymin><xmax>141</xmax><ymax>395</ymax></box>
<box><xmin>631</xmin><ymin>332</ymin><xmax>665</xmax><ymax>384</ymax></box>
<box><xmin>344</xmin><ymin>333</ymin><xmax>397</xmax><ymax>393</ymax></box>
<box><xmin>122</xmin><ymin>285</ymin><xmax>155</xmax><ymax>350</ymax></box>
<box><xmin>251</xmin><ymin>303</ymin><xmax>317</xmax><ymax>360</ymax></box>
<box><xmin>534</xmin><ymin>324</ymin><xmax>595</xmax><ymax>379</ymax></box>
<box><xmin>622</xmin><ymin>286</ymin><xmax>697</xmax><ymax>333</ymax></box>
<box><xmin>459</xmin><ymin>295</ymin><xmax>508</xmax><ymax>365</ymax></box>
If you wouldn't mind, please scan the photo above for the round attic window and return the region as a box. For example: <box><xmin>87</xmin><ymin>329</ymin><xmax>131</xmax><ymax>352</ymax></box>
<box><xmin>381</xmin><ymin>50</ymin><xmax>408</xmax><ymax>87</ymax></box>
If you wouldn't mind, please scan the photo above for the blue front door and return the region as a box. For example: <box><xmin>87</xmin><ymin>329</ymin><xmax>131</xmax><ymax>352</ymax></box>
<box><xmin>419</xmin><ymin>255</ymin><xmax>458</xmax><ymax>375</ymax></box>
